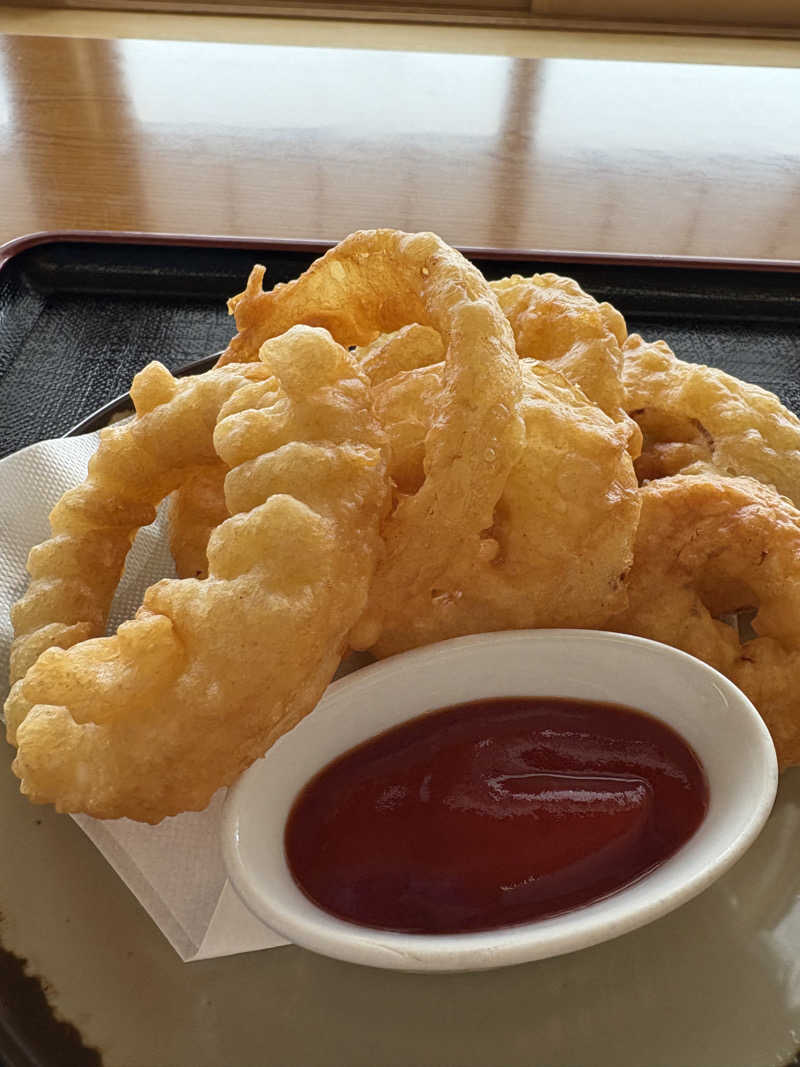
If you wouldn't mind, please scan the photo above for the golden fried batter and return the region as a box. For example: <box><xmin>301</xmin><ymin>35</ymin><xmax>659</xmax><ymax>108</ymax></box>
<box><xmin>612</xmin><ymin>472</ymin><xmax>800</xmax><ymax>767</ymax></box>
<box><xmin>8</xmin><ymin>361</ymin><xmax>275</xmax><ymax>685</ymax></box>
<box><xmin>14</xmin><ymin>234</ymin><xmax>800</xmax><ymax>826</ymax></box>
<box><xmin>624</xmin><ymin>334</ymin><xmax>800</xmax><ymax>505</ymax></box>
<box><xmin>7</xmin><ymin>327</ymin><xmax>389</xmax><ymax>821</ymax></box>
<box><xmin>167</xmin><ymin>321</ymin><xmax>445</xmax><ymax>579</ymax></box>
<box><xmin>219</xmin><ymin>230</ymin><xmax>526</xmax><ymax>652</ymax></box>
<box><xmin>168</xmin><ymin>464</ymin><xmax>229</xmax><ymax>579</ymax></box>
<box><xmin>356</xmin><ymin>323</ymin><xmax>443</xmax><ymax>385</ymax></box>
<box><xmin>491</xmin><ymin>272</ymin><xmax>640</xmax><ymax>454</ymax></box>
<box><xmin>359</xmin><ymin>359</ymin><xmax>639</xmax><ymax>656</ymax></box>
<box><xmin>170</xmin><ymin>266</ymin><xmax>640</xmax><ymax>583</ymax></box>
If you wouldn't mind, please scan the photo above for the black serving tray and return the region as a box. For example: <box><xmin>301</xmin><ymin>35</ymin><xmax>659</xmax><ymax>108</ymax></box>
<box><xmin>1</xmin><ymin>232</ymin><xmax>800</xmax><ymax>1067</ymax></box>
<box><xmin>0</xmin><ymin>232</ymin><xmax>799</xmax><ymax>459</ymax></box>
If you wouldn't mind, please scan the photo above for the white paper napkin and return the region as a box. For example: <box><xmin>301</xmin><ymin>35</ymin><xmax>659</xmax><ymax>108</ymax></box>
<box><xmin>0</xmin><ymin>434</ymin><xmax>287</xmax><ymax>961</ymax></box>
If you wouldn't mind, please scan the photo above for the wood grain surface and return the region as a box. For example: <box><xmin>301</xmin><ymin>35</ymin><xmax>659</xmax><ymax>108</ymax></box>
<box><xmin>1</xmin><ymin>33</ymin><xmax>798</xmax><ymax>259</ymax></box>
<box><xmin>3</xmin><ymin>30</ymin><xmax>800</xmax><ymax>1067</ymax></box>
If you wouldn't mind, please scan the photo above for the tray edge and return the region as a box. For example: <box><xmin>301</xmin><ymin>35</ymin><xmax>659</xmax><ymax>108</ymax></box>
<box><xmin>2</xmin><ymin>229</ymin><xmax>800</xmax><ymax>276</ymax></box>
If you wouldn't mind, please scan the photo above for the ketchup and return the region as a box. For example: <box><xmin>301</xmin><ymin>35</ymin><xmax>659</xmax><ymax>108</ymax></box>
<box><xmin>285</xmin><ymin>697</ymin><xmax>708</xmax><ymax>935</ymax></box>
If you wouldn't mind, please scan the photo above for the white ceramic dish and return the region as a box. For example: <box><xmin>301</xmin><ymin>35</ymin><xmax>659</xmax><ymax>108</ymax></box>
<box><xmin>222</xmin><ymin>630</ymin><xmax>778</xmax><ymax>973</ymax></box>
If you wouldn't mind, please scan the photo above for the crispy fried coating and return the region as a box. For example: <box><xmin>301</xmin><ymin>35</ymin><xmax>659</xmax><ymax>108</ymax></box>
<box><xmin>623</xmin><ymin>334</ymin><xmax>800</xmax><ymax>505</ymax></box>
<box><xmin>356</xmin><ymin>323</ymin><xmax>443</xmax><ymax>385</ymax></box>
<box><xmin>371</xmin><ymin>361</ymin><xmax>444</xmax><ymax>497</ymax></box>
<box><xmin>219</xmin><ymin>229</ymin><xmax>526</xmax><ymax>651</ymax></box>
<box><xmin>8</xmin><ymin>361</ymin><xmax>275</xmax><ymax>688</ymax></box>
<box><xmin>631</xmin><ymin>408</ymin><xmax>712</xmax><ymax>483</ymax></box>
<box><xmin>167</xmin><ymin>321</ymin><xmax>445</xmax><ymax>580</ymax></box>
<box><xmin>173</xmin><ymin>258</ymin><xmax>641</xmax><ymax>653</ymax></box>
<box><xmin>169</xmin><ymin>267</ymin><xmax>639</xmax><ymax>582</ymax></box>
<box><xmin>7</xmin><ymin>327</ymin><xmax>389</xmax><ymax>822</ymax></box>
<box><xmin>359</xmin><ymin>358</ymin><xmax>639</xmax><ymax>656</ymax></box>
<box><xmin>15</xmin><ymin>231</ymin><xmax>800</xmax><ymax>825</ymax></box>
<box><xmin>168</xmin><ymin>464</ymin><xmax>229</xmax><ymax>579</ymax></box>
<box><xmin>611</xmin><ymin>472</ymin><xmax>800</xmax><ymax>767</ymax></box>
<box><xmin>490</xmin><ymin>273</ymin><xmax>640</xmax><ymax>454</ymax></box>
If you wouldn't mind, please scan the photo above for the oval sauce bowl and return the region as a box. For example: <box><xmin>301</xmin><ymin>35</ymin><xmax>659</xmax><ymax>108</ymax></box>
<box><xmin>222</xmin><ymin>630</ymin><xmax>778</xmax><ymax>972</ymax></box>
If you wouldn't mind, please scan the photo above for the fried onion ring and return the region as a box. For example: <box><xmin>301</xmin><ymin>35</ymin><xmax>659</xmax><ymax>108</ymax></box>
<box><xmin>167</xmin><ymin>321</ymin><xmax>446</xmax><ymax>579</ymax></box>
<box><xmin>171</xmin><ymin>285</ymin><xmax>639</xmax><ymax>643</ymax></box>
<box><xmin>490</xmin><ymin>272</ymin><xmax>641</xmax><ymax>454</ymax></box>
<box><xmin>168</xmin><ymin>464</ymin><xmax>229</xmax><ymax>580</ymax></box>
<box><xmin>8</xmin><ymin>360</ymin><xmax>275</xmax><ymax>686</ymax></box>
<box><xmin>217</xmin><ymin>229</ymin><xmax>525</xmax><ymax>648</ymax></box>
<box><xmin>623</xmin><ymin>334</ymin><xmax>800</xmax><ymax>504</ymax></box>
<box><xmin>360</xmin><ymin>358</ymin><xmax>639</xmax><ymax>656</ymax></box>
<box><xmin>6</xmin><ymin>327</ymin><xmax>389</xmax><ymax>821</ymax></box>
<box><xmin>168</xmin><ymin>266</ymin><xmax>638</xmax><ymax>582</ymax></box>
<box><xmin>356</xmin><ymin>323</ymin><xmax>443</xmax><ymax>385</ymax></box>
<box><xmin>612</xmin><ymin>472</ymin><xmax>800</xmax><ymax>767</ymax></box>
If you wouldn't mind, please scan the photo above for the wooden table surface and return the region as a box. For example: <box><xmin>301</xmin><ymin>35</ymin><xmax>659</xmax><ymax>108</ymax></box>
<box><xmin>1</xmin><ymin>33</ymin><xmax>799</xmax><ymax>260</ymax></box>
<box><xmin>3</xmin><ymin>31</ymin><xmax>800</xmax><ymax>1067</ymax></box>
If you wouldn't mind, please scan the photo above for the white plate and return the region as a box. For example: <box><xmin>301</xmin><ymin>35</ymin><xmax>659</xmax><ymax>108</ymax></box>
<box><xmin>223</xmin><ymin>630</ymin><xmax>778</xmax><ymax>972</ymax></box>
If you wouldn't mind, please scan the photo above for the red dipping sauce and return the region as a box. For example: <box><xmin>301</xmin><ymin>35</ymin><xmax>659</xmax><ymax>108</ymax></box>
<box><xmin>285</xmin><ymin>697</ymin><xmax>708</xmax><ymax>935</ymax></box>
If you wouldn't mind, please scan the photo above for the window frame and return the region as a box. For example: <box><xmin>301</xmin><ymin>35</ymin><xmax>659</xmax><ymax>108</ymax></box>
<box><xmin>13</xmin><ymin>0</ymin><xmax>800</xmax><ymax>34</ymax></box>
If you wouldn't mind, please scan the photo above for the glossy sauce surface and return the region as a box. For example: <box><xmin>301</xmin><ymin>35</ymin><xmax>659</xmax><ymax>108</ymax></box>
<box><xmin>285</xmin><ymin>697</ymin><xmax>708</xmax><ymax>935</ymax></box>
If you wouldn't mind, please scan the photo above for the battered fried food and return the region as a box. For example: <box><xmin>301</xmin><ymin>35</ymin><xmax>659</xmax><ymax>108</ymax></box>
<box><xmin>368</xmin><ymin>353</ymin><xmax>445</xmax><ymax>497</ymax></box>
<box><xmin>359</xmin><ymin>358</ymin><xmax>639</xmax><ymax>657</ymax></box>
<box><xmin>611</xmin><ymin>472</ymin><xmax>800</xmax><ymax>767</ymax></box>
<box><xmin>8</xmin><ymin>360</ymin><xmax>275</xmax><ymax>686</ymax></box>
<box><xmin>356</xmin><ymin>323</ymin><xmax>443</xmax><ymax>385</ymax></box>
<box><xmin>169</xmin><ymin>266</ymin><xmax>641</xmax><ymax>583</ymax></box>
<box><xmin>208</xmin><ymin>257</ymin><xmax>641</xmax><ymax>649</ymax></box>
<box><xmin>167</xmin><ymin>321</ymin><xmax>445</xmax><ymax>579</ymax></box>
<box><xmin>11</xmin><ymin>231</ymin><xmax>800</xmax><ymax>826</ymax></box>
<box><xmin>623</xmin><ymin>334</ymin><xmax>800</xmax><ymax>504</ymax></box>
<box><xmin>491</xmin><ymin>273</ymin><xmax>641</xmax><ymax>454</ymax></box>
<box><xmin>218</xmin><ymin>229</ymin><xmax>526</xmax><ymax>651</ymax></box>
<box><xmin>170</xmin><ymin>256</ymin><xmax>641</xmax><ymax>646</ymax></box>
<box><xmin>6</xmin><ymin>327</ymin><xmax>389</xmax><ymax>822</ymax></box>
<box><xmin>168</xmin><ymin>464</ymin><xmax>229</xmax><ymax>580</ymax></box>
